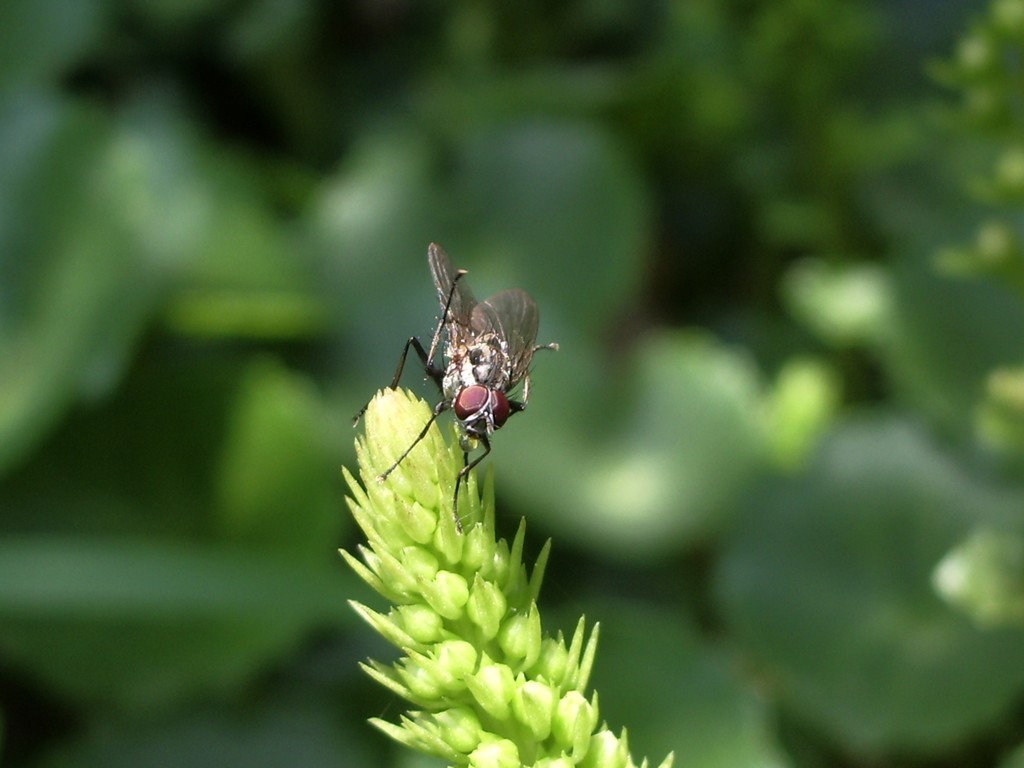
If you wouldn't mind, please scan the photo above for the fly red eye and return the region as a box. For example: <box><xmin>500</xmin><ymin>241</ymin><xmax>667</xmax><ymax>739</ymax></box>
<box><xmin>454</xmin><ymin>385</ymin><xmax>489</xmax><ymax>421</ymax></box>
<box><xmin>490</xmin><ymin>390</ymin><xmax>510</xmax><ymax>428</ymax></box>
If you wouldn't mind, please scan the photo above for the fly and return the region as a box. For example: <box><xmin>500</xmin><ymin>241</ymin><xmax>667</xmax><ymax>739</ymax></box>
<box><xmin>354</xmin><ymin>243</ymin><xmax>557</xmax><ymax>532</ymax></box>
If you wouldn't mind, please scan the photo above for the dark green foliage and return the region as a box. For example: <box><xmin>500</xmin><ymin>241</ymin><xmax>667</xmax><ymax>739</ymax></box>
<box><xmin>3</xmin><ymin>0</ymin><xmax>1024</xmax><ymax>766</ymax></box>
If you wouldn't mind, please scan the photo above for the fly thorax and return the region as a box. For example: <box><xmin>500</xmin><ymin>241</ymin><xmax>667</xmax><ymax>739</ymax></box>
<box><xmin>466</xmin><ymin>336</ymin><xmax>508</xmax><ymax>388</ymax></box>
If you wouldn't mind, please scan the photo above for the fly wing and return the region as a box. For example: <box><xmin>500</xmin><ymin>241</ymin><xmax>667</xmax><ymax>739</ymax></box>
<box><xmin>428</xmin><ymin>243</ymin><xmax>476</xmax><ymax>326</ymax></box>
<box><xmin>472</xmin><ymin>288</ymin><xmax>540</xmax><ymax>386</ymax></box>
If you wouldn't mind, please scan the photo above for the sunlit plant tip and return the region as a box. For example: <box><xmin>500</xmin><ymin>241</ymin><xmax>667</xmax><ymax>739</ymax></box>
<box><xmin>343</xmin><ymin>388</ymin><xmax>673</xmax><ymax>768</ymax></box>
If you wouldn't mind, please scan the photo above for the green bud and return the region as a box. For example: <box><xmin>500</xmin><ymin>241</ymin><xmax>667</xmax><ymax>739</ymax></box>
<box><xmin>577</xmin><ymin>622</ymin><xmax>600</xmax><ymax>692</ymax></box>
<box><xmin>532</xmin><ymin>636</ymin><xmax>569</xmax><ymax>684</ymax></box>
<box><xmin>349</xmin><ymin>602</ymin><xmax>416</xmax><ymax>648</ymax></box>
<box><xmin>553</xmin><ymin>690</ymin><xmax>598</xmax><ymax>758</ymax></box>
<box><xmin>535</xmin><ymin>758</ymin><xmax>576</xmax><ymax>768</ymax></box>
<box><xmin>401</xmin><ymin>545</ymin><xmax>439</xmax><ymax>581</ymax></box>
<box><xmin>433</xmin><ymin>706</ymin><xmax>483</xmax><ymax>753</ymax></box>
<box><xmin>363</xmin><ymin>389</ymin><xmax>430</xmax><ymax>471</ymax></box>
<box><xmin>433</xmin><ymin>494</ymin><xmax>466</xmax><ymax>564</ymax></box>
<box><xmin>363</xmin><ymin>390</ymin><xmax>459</xmax><ymax>528</ymax></box>
<box><xmin>467</xmin><ymin>574</ymin><xmax>508</xmax><ymax>640</ymax></box>
<box><xmin>506</xmin><ymin>521</ymin><xmax>529</xmax><ymax>594</ymax></box>
<box><xmin>396</xmin><ymin>655</ymin><xmax>445</xmax><ymax>701</ymax></box>
<box><xmin>348</xmin><ymin>390</ymin><xmax>667</xmax><ymax>768</ymax></box>
<box><xmin>467</xmin><ymin>655</ymin><xmax>516</xmax><ymax>720</ymax></box>
<box><xmin>498</xmin><ymin>605</ymin><xmax>542</xmax><ymax>668</ymax></box>
<box><xmin>409</xmin><ymin>457</ymin><xmax>443</xmax><ymax>507</ymax></box>
<box><xmin>379</xmin><ymin>455</ymin><xmax>417</xmax><ymax>499</ymax></box>
<box><xmin>340</xmin><ymin>546</ymin><xmax>385</xmax><ymax>595</ymax></box>
<box><xmin>511</xmin><ymin>678</ymin><xmax>555</xmax><ymax>740</ymax></box>
<box><xmin>399</xmin><ymin>499</ymin><xmax>438</xmax><ymax>544</ymax></box>
<box><xmin>469</xmin><ymin>737</ymin><xmax>520</xmax><ymax>768</ymax></box>
<box><xmin>399</xmin><ymin>647</ymin><xmax>475</xmax><ymax>700</ymax></box>
<box><xmin>461</xmin><ymin>520</ymin><xmax>494</xmax><ymax>572</ymax></box>
<box><xmin>581</xmin><ymin>728</ymin><xmax>629</xmax><ymax>768</ymax></box>
<box><xmin>527</xmin><ymin>540</ymin><xmax>551</xmax><ymax>601</ymax></box>
<box><xmin>373</xmin><ymin>548</ymin><xmax>420</xmax><ymax>598</ymax></box>
<box><xmin>361</xmin><ymin>660</ymin><xmax>414</xmax><ymax>701</ymax></box>
<box><xmin>433</xmin><ymin>639</ymin><xmax>478</xmax><ymax>689</ymax></box>
<box><xmin>397</xmin><ymin>604</ymin><xmax>444</xmax><ymax>644</ymax></box>
<box><xmin>421</xmin><ymin>569</ymin><xmax>470</xmax><ymax>620</ymax></box>
<box><xmin>394</xmin><ymin>712</ymin><xmax>458</xmax><ymax>760</ymax></box>
<box><xmin>489</xmin><ymin>538</ymin><xmax>512</xmax><ymax>590</ymax></box>
<box><xmin>370</xmin><ymin>716</ymin><xmax>429</xmax><ymax>754</ymax></box>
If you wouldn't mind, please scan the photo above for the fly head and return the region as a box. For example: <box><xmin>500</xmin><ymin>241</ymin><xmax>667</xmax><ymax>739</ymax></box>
<box><xmin>453</xmin><ymin>384</ymin><xmax>510</xmax><ymax>439</ymax></box>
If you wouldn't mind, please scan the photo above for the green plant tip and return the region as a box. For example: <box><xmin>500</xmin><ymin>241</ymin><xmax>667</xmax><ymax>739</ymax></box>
<box><xmin>343</xmin><ymin>387</ymin><xmax>673</xmax><ymax>768</ymax></box>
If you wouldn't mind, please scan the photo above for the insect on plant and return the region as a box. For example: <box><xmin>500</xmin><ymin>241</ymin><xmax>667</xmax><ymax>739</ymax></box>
<box><xmin>354</xmin><ymin>243</ymin><xmax>558</xmax><ymax>532</ymax></box>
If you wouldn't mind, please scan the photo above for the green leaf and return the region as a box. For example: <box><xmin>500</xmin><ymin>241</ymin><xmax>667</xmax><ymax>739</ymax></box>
<box><xmin>36</xmin><ymin>695</ymin><xmax>373</xmax><ymax>768</ymax></box>
<box><xmin>0</xmin><ymin>537</ymin><xmax>352</xmax><ymax>709</ymax></box>
<box><xmin>579</xmin><ymin>600</ymin><xmax>791</xmax><ymax>768</ymax></box>
<box><xmin>502</xmin><ymin>331</ymin><xmax>768</xmax><ymax>558</ymax></box>
<box><xmin>717</xmin><ymin>416</ymin><xmax>1024</xmax><ymax>755</ymax></box>
<box><xmin>0</xmin><ymin>0</ymin><xmax>103</xmax><ymax>85</ymax></box>
<box><xmin>0</xmin><ymin>344</ymin><xmax>351</xmax><ymax>710</ymax></box>
<box><xmin>449</xmin><ymin>120</ymin><xmax>649</xmax><ymax>337</ymax></box>
<box><xmin>0</xmin><ymin>92</ymin><xmax>211</xmax><ymax>476</ymax></box>
<box><xmin>883</xmin><ymin>266</ymin><xmax>1024</xmax><ymax>431</ymax></box>
<box><xmin>998</xmin><ymin>741</ymin><xmax>1024</xmax><ymax>768</ymax></box>
<box><xmin>215</xmin><ymin>358</ymin><xmax>347</xmax><ymax>557</ymax></box>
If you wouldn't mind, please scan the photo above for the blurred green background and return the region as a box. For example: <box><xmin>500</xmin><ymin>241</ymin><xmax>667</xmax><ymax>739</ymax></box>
<box><xmin>4</xmin><ymin>0</ymin><xmax>1024</xmax><ymax>766</ymax></box>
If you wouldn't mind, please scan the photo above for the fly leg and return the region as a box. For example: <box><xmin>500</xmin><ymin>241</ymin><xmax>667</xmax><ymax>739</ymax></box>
<box><xmin>427</xmin><ymin>268</ymin><xmax>468</xmax><ymax>363</ymax></box>
<box><xmin>362</xmin><ymin>331</ymin><xmax>449</xmax><ymax>486</ymax></box>
<box><xmin>451</xmin><ymin>435</ymin><xmax>491</xmax><ymax>533</ymax></box>
<box><xmin>509</xmin><ymin>372</ymin><xmax>531</xmax><ymax>415</ymax></box>
<box><xmin>378</xmin><ymin>398</ymin><xmax>450</xmax><ymax>481</ymax></box>
<box><xmin>353</xmin><ymin>269</ymin><xmax>467</xmax><ymax>427</ymax></box>
<box><xmin>387</xmin><ymin>336</ymin><xmax>444</xmax><ymax>392</ymax></box>
<box><xmin>352</xmin><ymin>336</ymin><xmax>443</xmax><ymax>426</ymax></box>
<box><xmin>506</xmin><ymin>342</ymin><xmax>559</xmax><ymax>416</ymax></box>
